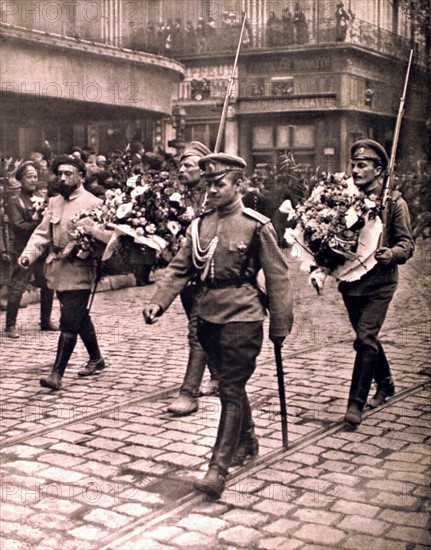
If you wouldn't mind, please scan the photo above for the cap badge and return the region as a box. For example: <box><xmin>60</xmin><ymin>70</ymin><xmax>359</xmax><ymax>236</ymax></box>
<box><xmin>357</xmin><ymin>147</ymin><xmax>365</xmax><ymax>154</ymax></box>
<box><xmin>207</xmin><ymin>162</ymin><xmax>216</xmax><ymax>173</ymax></box>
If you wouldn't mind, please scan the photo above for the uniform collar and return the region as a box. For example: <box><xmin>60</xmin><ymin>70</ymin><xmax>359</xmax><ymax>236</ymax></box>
<box><xmin>66</xmin><ymin>185</ymin><xmax>86</xmax><ymax>201</ymax></box>
<box><xmin>216</xmin><ymin>196</ymin><xmax>243</xmax><ymax>217</ymax></box>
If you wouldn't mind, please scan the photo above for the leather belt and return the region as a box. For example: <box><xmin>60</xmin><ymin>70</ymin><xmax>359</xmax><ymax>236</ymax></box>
<box><xmin>203</xmin><ymin>277</ymin><xmax>256</xmax><ymax>289</ymax></box>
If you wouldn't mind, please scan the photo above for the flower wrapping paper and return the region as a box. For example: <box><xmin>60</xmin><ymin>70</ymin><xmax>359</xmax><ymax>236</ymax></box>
<box><xmin>286</xmin><ymin>174</ymin><xmax>383</xmax><ymax>283</ymax></box>
<box><xmin>71</xmin><ymin>170</ymin><xmax>192</xmax><ymax>266</ymax></box>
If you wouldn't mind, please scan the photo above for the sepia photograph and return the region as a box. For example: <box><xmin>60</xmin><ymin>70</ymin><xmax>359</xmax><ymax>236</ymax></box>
<box><xmin>0</xmin><ymin>1</ymin><xmax>430</xmax><ymax>548</ymax></box>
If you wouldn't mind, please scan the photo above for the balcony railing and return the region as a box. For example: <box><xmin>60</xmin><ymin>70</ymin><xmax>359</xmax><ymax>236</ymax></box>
<box><xmin>125</xmin><ymin>18</ymin><xmax>424</xmax><ymax>66</ymax></box>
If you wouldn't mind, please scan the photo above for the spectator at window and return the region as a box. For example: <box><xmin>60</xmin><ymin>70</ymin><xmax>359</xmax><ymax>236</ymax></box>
<box><xmin>196</xmin><ymin>17</ymin><xmax>207</xmax><ymax>53</ymax></box>
<box><xmin>267</xmin><ymin>12</ymin><xmax>282</xmax><ymax>47</ymax></box>
<box><xmin>335</xmin><ymin>2</ymin><xmax>350</xmax><ymax>42</ymax></box>
<box><xmin>293</xmin><ymin>3</ymin><xmax>309</xmax><ymax>44</ymax></box>
<box><xmin>185</xmin><ymin>21</ymin><xmax>197</xmax><ymax>52</ymax></box>
<box><xmin>281</xmin><ymin>7</ymin><xmax>294</xmax><ymax>46</ymax></box>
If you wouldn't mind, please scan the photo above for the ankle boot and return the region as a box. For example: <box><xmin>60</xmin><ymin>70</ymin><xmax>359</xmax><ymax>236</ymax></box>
<box><xmin>77</xmin><ymin>318</ymin><xmax>105</xmax><ymax>376</ymax></box>
<box><xmin>347</xmin><ymin>349</ymin><xmax>377</xmax><ymax>409</ymax></box>
<box><xmin>167</xmin><ymin>392</ymin><xmax>198</xmax><ymax>415</ymax></box>
<box><xmin>5</xmin><ymin>292</ymin><xmax>22</xmax><ymax>338</ymax></box>
<box><xmin>369</xmin><ymin>343</ymin><xmax>395</xmax><ymax>408</ymax></box>
<box><xmin>368</xmin><ymin>384</ymin><xmax>395</xmax><ymax>408</ymax></box>
<box><xmin>194</xmin><ymin>466</ymin><xmax>227</xmax><ymax>499</ymax></box>
<box><xmin>40</xmin><ymin>287</ymin><xmax>59</xmax><ymax>331</ymax></box>
<box><xmin>5</xmin><ymin>326</ymin><xmax>20</xmax><ymax>339</ymax></box>
<box><xmin>344</xmin><ymin>401</ymin><xmax>363</xmax><ymax>427</ymax></box>
<box><xmin>40</xmin><ymin>332</ymin><xmax>77</xmax><ymax>390</ymax></box>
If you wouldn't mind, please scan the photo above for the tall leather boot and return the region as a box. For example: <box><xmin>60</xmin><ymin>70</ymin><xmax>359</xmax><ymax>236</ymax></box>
<box><xmin>200</xmin><ymin>356</ymin><xmax>220</xmax><ymax>397</ymax></box>
<box><xmin>194</xmin><ymin>399</ymin><xmax>243</xmax><ymax>499</ymax></box>
<box><xmin>78</xmin><ymin>318</ymin><xmax>105</xmax><ymax>376</ymax></box>
<box><xmin>168</xmin><ymin>347</ymin><xmax>206</xmax><ymax>415</ymax></box>
<box><xmin>40</xmin><ymin>287</ymin><xmax>59</xmax><ymax>331</ymax></box>
<box><xmin>231</xmin><ymin>394</ymin><xmax>259</xmax><ymax>466</ymax></box>
<box><xmin>345</xmin><ymin>349</ymin><xmax>377</xmax><ymax>427</ymax></box>
<box><xmin>368</xmin><ymin>343</ymin><xmax>395</xmax><ymax>408</ymax></box>
<box><xmin>40</xmin><ymin>332</ymin><xmax>77</xmax><ymax>390</ymax></box>
<box><xmin>5</xmin><ymin>292</ymin><xmax>22</xmax><ymax>339</ymax></box>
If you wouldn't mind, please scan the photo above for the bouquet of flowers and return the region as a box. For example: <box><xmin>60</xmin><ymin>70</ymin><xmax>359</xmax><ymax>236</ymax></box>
<box><xmin>285</xmin><ymin>173</ymin><xmax>383</xmax><ymax>292</ymax></box>
<box><xmin>101</xmin><ymin>171</ymin><xmax>191</xmax><ymax>264</ymax></box>
<box><xmin>30</xmin><ymin>195</ymin><xmax>47</xmax><ymax>222</ymax></box>
<box><xmin>71</xmin><ymin>168</ymin><xmax>191</xmax><ymax>267</ymax></box>
<box><xmin>70</xmin><ymin>208</ymin><xmax>106</xmax><ymax>260</ymax></box>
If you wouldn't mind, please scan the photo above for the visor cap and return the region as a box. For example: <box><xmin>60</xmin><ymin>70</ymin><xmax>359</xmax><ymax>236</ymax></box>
<box><xmin>199</xmin><ymin>153</ymin><xmax>247</xmax><ymax>181</ymax></box>
<box><xmin>351</xmin><ymin>139</ymin><xmax>389</xmax><ymax>170</ymax></box>
<box><xmin>15</xmin><ymin>161</ymin><xmax>37</xmax><ymax>182</ymax></box>
<box><xmin>180</xmin><ymin>141</ymin><xmax>211</xmax><ymax>161</ymax></box>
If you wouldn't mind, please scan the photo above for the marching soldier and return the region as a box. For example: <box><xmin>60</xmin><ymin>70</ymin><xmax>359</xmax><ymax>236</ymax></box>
<box><xmin>167</xmin><ymin>141</ymin><xmax>219</xmax><ymax>416</ymax></box>
<box><xmin>144</xmin><ymin>153</ymin><xmax>293</xmax><ymax>499</ymax></box>
<box><xmin>19</xmin><ymin>155</ymin><xmax>110</xmax><ymax>390</ymax></box>
<box><xmin>342</xmin><ymin>140</ymin><xmax>414</xmax><ymax>427</ymax></box>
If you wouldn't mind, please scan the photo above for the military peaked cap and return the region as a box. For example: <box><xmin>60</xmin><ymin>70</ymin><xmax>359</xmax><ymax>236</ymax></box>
<box><xmin>351</xmin><ymin>139</ymin><xmax>389</xmax><ymax>171</ymax></box>
<box><xmin>51</xmin><ymin>155</ymin><xmax>87</xmax><ymax>176</ymax></box>
<box><xmin>199</xmin><ymin>153</ymin><xmax>247</xmax><ymax>181</ymax></box>
<box><xmin>15</xmin><ymin>161</ymin><xmax>37</xmax><ymax>182</ymax></box>
<box><xmin>180</xmin><ymin>141</ymin><xmax>211</xmax><ymax>161</ymax></box>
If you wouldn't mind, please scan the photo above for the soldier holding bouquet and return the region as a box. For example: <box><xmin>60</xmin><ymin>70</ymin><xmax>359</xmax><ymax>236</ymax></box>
<box><xmin>19</xmin><ymin>156</ymin><xmax>110</xmax><ymax>391</ymax></box>
<box><xmin>341</xmin><ymin>140</ymin><xmax>414</xmax><ymax>427</ymax></box>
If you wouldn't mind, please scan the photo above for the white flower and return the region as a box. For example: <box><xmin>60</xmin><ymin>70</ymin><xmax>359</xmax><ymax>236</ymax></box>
<box><xmin>116</xmin><ymin>202</ymin><xmax>133</xmax><ymax>219</ymax></box>
<box><xmin>167</xmin><ymin>220</ymin><xmax>181</xmax><ymax>236</ymax></box>
<box><xmin>169</xmin><ymin>192</ymin><xmax>182</xmax><ymax>203</ymax></box>
<box><xmin>126</xmin><ymin>175</ymin><xmax>140</xmax><ymax>188</ymax></box>
<box><xmin>131</xmin><ymin>185</ymin><xmax>149</xmax><ymax>199</ymax></box>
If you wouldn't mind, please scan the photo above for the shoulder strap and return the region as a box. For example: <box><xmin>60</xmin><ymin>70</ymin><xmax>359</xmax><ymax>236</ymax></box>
<box><xmin>390</xmin><ymin>190</ymin><xmax>402</xmax><ymax>202</ymax></box>
<box><xmin>243</xmin><ymin>207</ymin><xmax>270</xmax><ymax>224</ymax></box>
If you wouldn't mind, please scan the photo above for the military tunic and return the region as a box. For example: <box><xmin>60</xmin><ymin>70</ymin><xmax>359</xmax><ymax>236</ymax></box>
<box><xmin>21</xmin><ymin>186</ymin><xmax>103</xmax><ymax>291</ymax></box>
<box><xmin>150</xmin><ymin>196</ymin><xmax>293</xmax><ymax>474</ymax></box>
<box><xmin>339</xmin><ymin>185</ymin><xmax>415</xmax><ymax>408</ymax></box>
<box><xmin>152</xmin><ymin>197</ymin><xmax>293</xmax><ymax>337</ymax></box>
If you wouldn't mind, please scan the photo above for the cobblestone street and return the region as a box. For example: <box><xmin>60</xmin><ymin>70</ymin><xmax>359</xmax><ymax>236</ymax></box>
<box><xmin>1</xmin><ymin>239</ymin><xmax>430</xmax><ymax>550</ymax></box>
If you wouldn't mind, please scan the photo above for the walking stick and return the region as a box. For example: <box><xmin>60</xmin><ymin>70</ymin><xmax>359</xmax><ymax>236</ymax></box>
<box><xmin>87</xmin><ymin>257</ymin><xmax>103</xmax><ymax>313</ymax></box>
<box><xmin>274</xmin><ymin>343</ymin><xmax>288</xmax><ymax>448</ymax></box>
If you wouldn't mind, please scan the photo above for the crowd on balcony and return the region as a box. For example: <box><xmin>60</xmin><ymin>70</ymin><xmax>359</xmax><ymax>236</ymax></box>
<box><xmin>127</xmin><ymin>11</ymin><xmax>253</xmax><ymax>56</ymax></box>
<box><xmin>266</xmin><ymin>4</ymin><xmax>309</xmax><ymax>47</ymax></box>
<box><xmin>124</xmin><ymin>2</ymin><xmax>360</xmax><ymax>57</ymax></box>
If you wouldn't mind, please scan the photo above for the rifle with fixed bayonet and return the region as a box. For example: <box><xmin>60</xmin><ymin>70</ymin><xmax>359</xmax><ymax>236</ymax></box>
<box><xmin>378</xmin><ymin>49</ymin><xmax>414</xmax><ymax>247</ymax></box>
<box><xmin>214</xmin><ymin>10</ymin><xmax>248</xmax><ymax>153</ymax></box>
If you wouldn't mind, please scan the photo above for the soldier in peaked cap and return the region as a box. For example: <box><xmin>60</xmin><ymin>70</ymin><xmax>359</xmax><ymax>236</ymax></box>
<box><xmin>350</xmin><ymin>139</ymin><xmax>389</xmax><ymax>171</ymax></box>
<box><xmin>144</xmin><ymin>152</ymin><xmax>293</xmax><ymax>499</ymax></box>
<box><xmin>341</xmin><ymin>139</ymin><xmax>414</xmax><ymax>428</ymax></box>
<box><xmin>5</xmin><ymin>161</ymin><xmax>58</xmax><ymax>338</ymax></box>
<box><xmin>166</xmin><ymin>141</ymin><xmax>220</xmax><ymax>416</ymax></box>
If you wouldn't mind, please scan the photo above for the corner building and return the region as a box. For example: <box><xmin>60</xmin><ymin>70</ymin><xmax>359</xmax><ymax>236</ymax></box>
<box><xmin>1</xmin><ymin>0</ymin><xmax>429</xmax><ymax>169</ymax></box>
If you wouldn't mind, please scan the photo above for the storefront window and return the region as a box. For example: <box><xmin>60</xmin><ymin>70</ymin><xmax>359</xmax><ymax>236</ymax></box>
<box><xmin>251</xmin><ymin>123</ymin><xmax>315</xmax><ymax>170</ymax></box>
<box><xmin>293</xmin><ymin>125</ymin><xmax>314</xmax><ymax>148</ymax></box>
<box><xmin>252</xmin><ymin>126</ymin><xmax>273</xmax><ymax>149</ymax></box>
